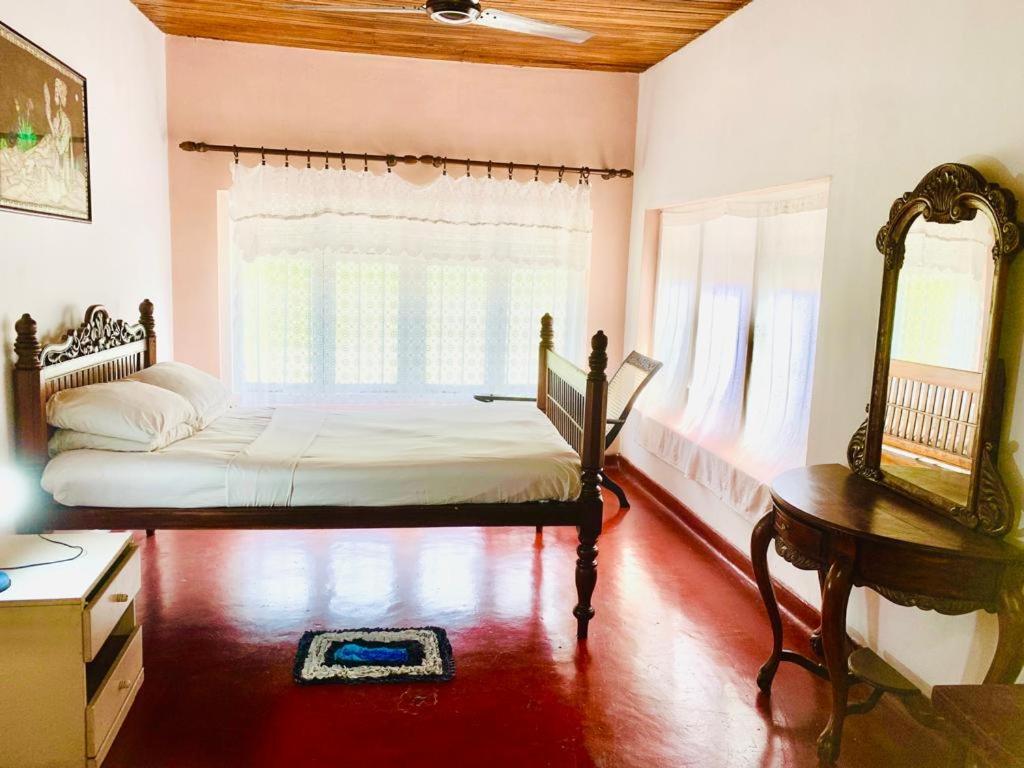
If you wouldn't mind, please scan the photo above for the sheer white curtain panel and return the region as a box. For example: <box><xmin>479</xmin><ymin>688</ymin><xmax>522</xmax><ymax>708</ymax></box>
<box><xmin>891</xmin><ymin>215</ymin><xmax>994</xmax><ymax>372</ymax></box>
<box><xmin>229</xmin><ymin>164</ymin><xmax>592</xmax><ymax>404</ymax></box>
<box><xmin>638</xmin><ymin>179</ymin><xmax>829</xmax><ymax>519</ymax></box>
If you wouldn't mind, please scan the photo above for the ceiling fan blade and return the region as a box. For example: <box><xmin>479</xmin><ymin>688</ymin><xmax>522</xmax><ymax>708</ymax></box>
<box><xmin>283</xmin><ymin>4</ymin><xmax>426</xmax><ymax>13</ymax></box>
<box><xmin>473</xmin><ymin>9</ymin><xmax>592</xmax><ymax>44</ymax></box>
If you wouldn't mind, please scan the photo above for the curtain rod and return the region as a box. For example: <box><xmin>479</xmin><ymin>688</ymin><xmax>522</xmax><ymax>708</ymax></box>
<box><xmin>178</xmin><ymin>141</ymin><xmax>633</xmax><ymax>181</ymax></box>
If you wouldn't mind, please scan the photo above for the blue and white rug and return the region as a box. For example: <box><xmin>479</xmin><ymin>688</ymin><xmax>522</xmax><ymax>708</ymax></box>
<box><xmin>293</xmin><ymin>627</ymin><xmax>455</xmax><ymax>685</ymax></box>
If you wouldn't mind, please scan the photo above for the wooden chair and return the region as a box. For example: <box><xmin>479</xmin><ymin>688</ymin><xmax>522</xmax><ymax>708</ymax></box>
<box><xmin>476</xmin><ymin>350</ymin><xmax>662</xmax><ymax>509</ymax></box>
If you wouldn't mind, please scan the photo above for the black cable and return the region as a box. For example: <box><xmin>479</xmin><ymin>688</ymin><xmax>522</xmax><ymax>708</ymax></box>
<box><xmin>0</xmin><ymin>534</ymin><xmax>85</xmax><ymax>571</ymax></box>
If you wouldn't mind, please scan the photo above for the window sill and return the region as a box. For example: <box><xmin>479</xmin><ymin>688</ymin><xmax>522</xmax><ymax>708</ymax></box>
<box><xmin>635</xmin><ymin>411</ymin><xmax>797</xmax><ymax>521</ymax></box>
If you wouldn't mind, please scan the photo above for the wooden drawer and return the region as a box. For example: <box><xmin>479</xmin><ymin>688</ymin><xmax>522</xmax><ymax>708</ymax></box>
<box><xmin>774</xmin><ymin>509</ymin><xmax>825</xmax><ymax>569</ymax></box>
<box><xmin>87</xmin><ymin>626</ymin><xmax>144</xmax><ymax>761</ymax></box>
<box><xmin>83</xmin><ymin>545</ymin><xmax>141</xmax><ymax>662</ymax></box>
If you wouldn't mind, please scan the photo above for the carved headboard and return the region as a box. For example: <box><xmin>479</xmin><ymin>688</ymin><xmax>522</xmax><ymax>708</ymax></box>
<box><xmin>13</xmin><ymin>301</ymin><xmax>157</xmax><ymax>473</ymax></box>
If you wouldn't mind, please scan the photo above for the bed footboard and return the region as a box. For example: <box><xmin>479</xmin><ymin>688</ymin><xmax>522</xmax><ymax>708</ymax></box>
<box><xmin>535</xmin><ymin>314</ymin><xmax>607</xmax><ymax>639</ymax></box>
<box><xmin>536</xmin><ymin>313</ymin><xmax>608</xmax><ymax>499</ymax></box>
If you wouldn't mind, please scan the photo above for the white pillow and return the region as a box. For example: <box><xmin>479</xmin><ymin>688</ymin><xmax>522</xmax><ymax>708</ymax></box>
<box><xmin>48</xmin><ymin>422</ymin><xmax>195</xmax><ymax>457</ymax></box>
<box><xmin>46</xmin><ymin>380</ymin><xmax>198</xmax><ymax>443</ymax></box>
<box><xmin>128</xmin><ymin>362</ymin><xmax>231</xmax><ymax>429</ymax></box>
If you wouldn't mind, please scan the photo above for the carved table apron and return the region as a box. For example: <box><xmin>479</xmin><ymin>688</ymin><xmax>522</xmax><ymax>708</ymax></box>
<box><xmin>751</xmin><ymin>464</ymin><xmax>1024</xmax><ymax>765</ymax></box>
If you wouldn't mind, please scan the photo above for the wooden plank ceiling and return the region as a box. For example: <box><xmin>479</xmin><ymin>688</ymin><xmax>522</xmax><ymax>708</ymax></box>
<box><xmin>132</xmin><ymin>0</ymin><xmax>751</xmax><ymax>72</ymax></box>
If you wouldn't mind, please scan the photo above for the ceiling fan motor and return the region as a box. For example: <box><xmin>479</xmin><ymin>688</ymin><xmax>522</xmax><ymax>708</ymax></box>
<box><xmin>426</xmin><ymin>0</ymin><xmax>481</xmax><ymax>25</ymax></box>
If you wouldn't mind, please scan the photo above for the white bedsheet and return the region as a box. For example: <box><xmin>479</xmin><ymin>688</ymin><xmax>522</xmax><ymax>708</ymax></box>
<box><xmin>41</xmin><ymin>403</ymin><xmax>582</xmax><ymax>508</ymax></box>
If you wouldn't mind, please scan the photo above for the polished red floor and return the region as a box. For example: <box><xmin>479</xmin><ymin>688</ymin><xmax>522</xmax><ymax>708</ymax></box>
<box><xmin>107</xmin><ymin>469</ymin><xmax>951</xmax><ymax>767</ymax></box>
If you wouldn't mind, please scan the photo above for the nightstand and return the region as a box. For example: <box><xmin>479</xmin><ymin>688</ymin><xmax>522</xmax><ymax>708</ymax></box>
<box><xmin>0</xmin><ymin>531</ymin><xmax>143</xmax><ymax>768</ymax></box>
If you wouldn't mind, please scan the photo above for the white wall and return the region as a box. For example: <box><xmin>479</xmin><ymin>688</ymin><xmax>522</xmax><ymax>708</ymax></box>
<box><xmin>623</xmin><ymin>0</ymin><xmax>1024</xmax><ymax>689</ymax></box>
<box><xmin>0</xmin><ymin>1</ymin><xmax>173</xmax><ymax>475</ymax></box>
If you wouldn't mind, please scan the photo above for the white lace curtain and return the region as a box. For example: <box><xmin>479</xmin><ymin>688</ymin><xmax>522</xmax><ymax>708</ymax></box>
<box><xmin>891</xmin><ymin>214</ymin><xmax>994</xmax><ymax>372</ymax></box>
<box><xmin>639</xmin><ymin>179</ymin><xmax>829</xmax><ymax>518</ymax></box>
<box><xmin>228</xmin><ymin>164</ymin><xmax>592</xmax><ymax>404</ymax></box>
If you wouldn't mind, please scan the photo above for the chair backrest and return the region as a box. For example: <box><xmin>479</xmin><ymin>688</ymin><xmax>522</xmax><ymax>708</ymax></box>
<box><xmin>605</xmin><ymin>351</ymin><xmax>662</xmax><ymax>447</ymax></box>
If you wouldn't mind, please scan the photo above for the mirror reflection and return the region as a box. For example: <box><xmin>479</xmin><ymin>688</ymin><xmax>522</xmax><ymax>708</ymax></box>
<box><xmin>880</xmin><ymin>213</ymin><xmax>995</xmax><ymax>507</ymax></box>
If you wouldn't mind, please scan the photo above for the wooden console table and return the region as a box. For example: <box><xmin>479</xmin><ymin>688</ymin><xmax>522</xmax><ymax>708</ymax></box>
<box><xmin>751</xmin><ymin>464</ymin><xmax>1024</xmax><ymax>765</ymax></box>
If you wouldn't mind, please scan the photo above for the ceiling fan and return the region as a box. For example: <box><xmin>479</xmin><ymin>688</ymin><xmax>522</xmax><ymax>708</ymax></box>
<box><xmin>284</xmin><ymin>0</ymin><xmax>594</xmax><ymax>44</ymax></box>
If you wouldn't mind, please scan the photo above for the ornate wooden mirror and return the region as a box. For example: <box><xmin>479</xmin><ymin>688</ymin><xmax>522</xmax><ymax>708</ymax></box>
<box><xmin>848</xmin><ymin>163</ymin><xmax>1022</xmax><ymax>535</ymax></box>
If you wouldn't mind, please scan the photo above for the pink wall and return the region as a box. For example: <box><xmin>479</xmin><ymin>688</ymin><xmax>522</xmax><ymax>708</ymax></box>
<box><xmin>166</xmin><ymin>37</ymin><xmax>638</xmax><ymax>376</ymax></box>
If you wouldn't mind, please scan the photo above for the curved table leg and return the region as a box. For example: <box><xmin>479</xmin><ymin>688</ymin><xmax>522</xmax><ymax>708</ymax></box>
<box><xmin>985</xmin><ymin>566</ymin><xmax>1024</xmax><ymax>684</ymax></box>
<box><xmin>817</xmin><ymin>557</ymin><xmax>854</xmax><ymax>767</ymax></box>
<box><xmin>810</xmin><ymin>568</ymin><xmax>826</xmax><ymax>658</ymax></box>
<box><xmin>752</xmin><ymin>511</ymin><xmax>782</xmax><ymax>694</ymax></box>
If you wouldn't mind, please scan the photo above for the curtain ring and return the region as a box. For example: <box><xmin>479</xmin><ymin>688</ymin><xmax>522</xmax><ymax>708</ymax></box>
<box><xmin>508</xmin><ymin>162</ymin><xmax>514</xmax><ymax>180</ymax></box>
<box><xmin>306</xmin><ymin>149</ymin><xmax>311</xmax><ymax>169</ymax></box>
<box><xmin>582</xmin><ymin>167</ymin><xmax>591</xmax><ymax>186</ymax></box>
<box><xmin>486</xmin><ymin>160</ymin><xmax>492</xmax><ymax>179</ymax></box>
<box><xmin>442</xmin><ymin>156</ymin><xmax>448</xmax><ymax>176</ymax></box>
<box><xmin>363</xmin><ymin>153</ymin><xmax>368</xmax><ymax>172</ymax></box>
<box><xmin>558</xmin><ymin>166</ymin><xmax>565</xmax><ymax>184</ymax></box>
<box><xmin>324</xmin><ymin>151</ymin><xmax>329</xmax><ymax>170</ymax></box>
<box><xmin>534</xmin><ymin>164</ymin><xmax>540</xmax><ymax>182</ymax></box>
<box><xmin>232</xmin><ymin>145</ymin><xmax>239</xmax><ymax>165</ymax></box>
<box><xmin>341</xmin><ymin>151</ymin><xmax>346</xmax><ymax>171</ymax></box>
<box><xmin>285</xmin><ymin>149</ymin><xmax>290</xmax><ymax>168</ymax></box>
<box><xmin>260</xmin><ymin>146</ymin><xmax>266</xmax><ymax>166</ymax></box>
<box><xmin>465</xmin><ymin>158</ymin><xmax>471</xmax><ymax>178</ymax></box>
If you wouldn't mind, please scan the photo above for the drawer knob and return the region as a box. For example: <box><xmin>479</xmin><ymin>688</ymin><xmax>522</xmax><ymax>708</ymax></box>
<box><xmin>118</xmin><ymin>679</ymin><xmax>131</xmax><ymax>691</ymax></box>
<box><xmin>111</xmin><ymin>593</ymin><xmax>130</xmax><ymax>603</ymax></box>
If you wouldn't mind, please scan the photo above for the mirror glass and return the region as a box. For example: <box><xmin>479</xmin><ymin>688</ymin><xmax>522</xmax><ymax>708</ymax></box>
<box><xmin>879</xmin><ymin>213</ymin><xmax>996</xmax><ymax>507</ymax></box>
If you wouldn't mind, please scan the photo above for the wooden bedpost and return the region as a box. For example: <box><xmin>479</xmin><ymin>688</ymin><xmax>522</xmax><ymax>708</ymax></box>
<box><xmin>574</xmin><ymin>329</ymin><xmax>608</xmax><ymax>640</ymax></box>
<box><xmin>537</xmin><ymin>313</ymin><xmax>553</xmax><ymax>412</ymax></box>
<box><xmin>14</xmin><ymin>314</ymin><xmax>47</xmax><ymax>473</ymax></box>
<box><xmin>536</xmin><ymin>313</ymin><xmax>555</xmax><ymax>534</ymax></box>
<box><xmin>139</xmin><ymin>299</ymin><xmax>157</xmax><ymax>367</ymax></box>
<box><xmin>140</xmin><ymin>299</ymin><xmax>158</xmax><ymax>535</ymax></box>
<box><xmin>13</xmin><ymin>314</ymin><xmax>48</xmax><ymax>532</ymax></box>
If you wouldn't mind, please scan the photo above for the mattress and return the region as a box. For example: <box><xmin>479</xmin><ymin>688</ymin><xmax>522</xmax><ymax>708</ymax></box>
<box><xmin>41</xmin><ymin>403</ymin><xmax>582</xmax><ymax>508</ymax></box>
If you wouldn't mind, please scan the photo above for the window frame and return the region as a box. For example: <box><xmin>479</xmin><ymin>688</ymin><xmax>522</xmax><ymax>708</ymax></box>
<box><xmin>645</xmin><ymin>179</ymin><xmax>830</xmax><ymax>475</ymax></box>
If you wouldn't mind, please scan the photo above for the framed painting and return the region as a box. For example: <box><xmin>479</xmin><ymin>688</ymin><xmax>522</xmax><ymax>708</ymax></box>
<box><xmin>0</xmin><ymin>21</ymin><xmax>90</xmax><ymax>222</ymax></box>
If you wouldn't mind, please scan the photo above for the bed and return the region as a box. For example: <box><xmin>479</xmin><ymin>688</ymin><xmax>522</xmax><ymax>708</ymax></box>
<box><xmin>14</xmin><ymin>302</ymin><xmax>609</xmax><ymax>639</ymax></box>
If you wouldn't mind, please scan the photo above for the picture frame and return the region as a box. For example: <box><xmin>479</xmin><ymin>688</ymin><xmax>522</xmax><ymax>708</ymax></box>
<box><xmin>0</xmin><ymin>20</ymin><xmax>90</xmax><ymax>222</ymax></box>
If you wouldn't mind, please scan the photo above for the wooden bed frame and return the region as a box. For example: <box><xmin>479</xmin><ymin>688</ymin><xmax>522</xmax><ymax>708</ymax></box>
<box><xmin>13</xmin><ymin>302</ymin><xmax>609</xmax><ymax>639</ymax></box>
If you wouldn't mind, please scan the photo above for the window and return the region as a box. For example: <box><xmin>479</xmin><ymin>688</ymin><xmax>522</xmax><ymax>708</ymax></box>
<box><xmin>891</xmin><ymin>215</ymin><xmax>993</xmax><ymax>372</ymax></box>
<box><xmin>228</xmin><ymin>165</ymin><xmax>591</xmax><ymax>403</ymax></box>
<box><xmin>639</xmin><ymin>180</ymin><xmax>829</xmax><ymax>512</ymax></box>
